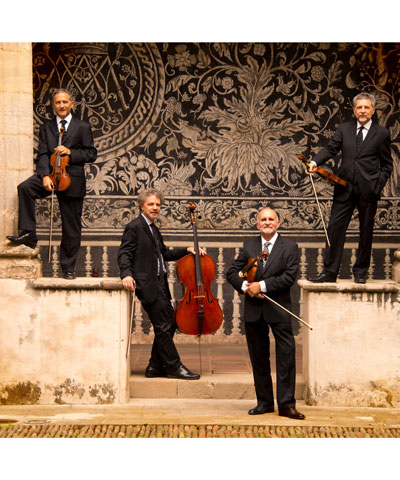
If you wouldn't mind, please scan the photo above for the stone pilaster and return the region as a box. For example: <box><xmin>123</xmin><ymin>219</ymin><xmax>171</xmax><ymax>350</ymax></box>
<box><xmin>393</xmin><ymin>249</ymin><xmax>400</xmax><ymax>283</ymax></box>
<box><xmin>0</xmin><ymin>43</ymin><xmax>39</xmax><ymax>277</ymax></box>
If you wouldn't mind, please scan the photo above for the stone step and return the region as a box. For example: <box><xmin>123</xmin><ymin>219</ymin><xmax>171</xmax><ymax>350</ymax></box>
<box><xmin>129</xmin><ymin>373</ymin><xmax>305</xmax><ymax>400</ymax></box>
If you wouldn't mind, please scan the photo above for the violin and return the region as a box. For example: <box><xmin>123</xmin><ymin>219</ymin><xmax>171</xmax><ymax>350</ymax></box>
<box><xmin>49</xmin><ymin>125</ymin><xmax>71</xmax><ymax>191</ymax></box>
<box><xmin>174</xmin><ymin>203</ymin><xmax>223</xmax><ymax>336</ymax></box>
<box><xmin>298</xmin><ymin>154</ymin><xmax>348</xmax><ymax>188</ymax></box>
<box><xmin>238</xmin><ymin>251</ymin><xmax>314</xmax><ymax>330</ymax></box>
<box><xmin>239</xmin><ymin>251</ymin><xmax>269</xmax><ymax>284</ymax></box>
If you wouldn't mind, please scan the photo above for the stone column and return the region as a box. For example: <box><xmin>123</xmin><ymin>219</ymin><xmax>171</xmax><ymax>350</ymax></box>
<box><xmin>0</xmin><ymin>42</ymin><xmax>41</xmax><ymax>278</ymax></box>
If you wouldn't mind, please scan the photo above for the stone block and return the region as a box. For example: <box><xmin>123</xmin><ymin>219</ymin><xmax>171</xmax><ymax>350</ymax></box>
<box><xmin>299</xmin><ymin>279</ymin><xmax>400</xmax><ymax>407</ymax></box>
<box><xmin>0</xmin><ymin>277</ymin><xmax>130</xmax><ymax>404</ymax></box>
<box><xmin>129</xmin><ymin>376</ymin><xmax>177</xmax><ymax>398</ymax></box>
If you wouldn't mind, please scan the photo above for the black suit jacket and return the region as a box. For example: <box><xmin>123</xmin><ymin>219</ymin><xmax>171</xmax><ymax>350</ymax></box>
<box><xmin>35</xmin><ymin>116</ymin><xmax>97</xmax><ymax>197</ymax></box>
<box><xmin>226</xmin><ymin>235</ymin><xmax>299</xmax><ymax>323</ymax></box>
<box><xmin>118</xmin><ymin>215</ymin><xmax>188</xmax><ymax>304</ymax></box>
<box><xmin>313</xmin><ymin>120</ymin><xmax>392</xmax><ymax>201</ymax></box>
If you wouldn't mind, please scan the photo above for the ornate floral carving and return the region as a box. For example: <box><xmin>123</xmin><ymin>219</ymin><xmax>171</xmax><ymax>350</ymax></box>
<box><xmin>33</xmin><ymin>42</ymin><xmax>399</xmax><ymax>238</ymax></box>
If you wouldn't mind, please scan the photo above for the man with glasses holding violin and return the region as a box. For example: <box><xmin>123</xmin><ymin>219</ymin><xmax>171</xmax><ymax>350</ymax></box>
<box><xmin>308</xmin><ymin>92</ymin><xmax>393</xmax><ymax>284</ymax></box>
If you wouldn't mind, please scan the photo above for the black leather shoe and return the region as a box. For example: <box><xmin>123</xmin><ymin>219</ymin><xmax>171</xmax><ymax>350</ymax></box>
<box><xmin>166</xmin><ymin>364</ymin><xmax>200</xmax><ymax>380</ymax></box>
<box><xmin>145</xmin><ymin>365</ymin><xmax>167</xmax><ymax>378</ymax></box>
<box><xmin>354</xmin><ymin>274</ymin><xmax>366</xmax><ymax>284</ymax></box>
<box><xmin>309</xmin><ymin>272</ymin><xmax>337</xmax><ymax>283</ymax></box>
<box><xmin>63</xmin><ymin>272</ymin><xmax>76</xmax><ymax>279</ymax></box>
<box><xmin>6</xmin><ymin>231</ymin><xmax>37</xmax><ymax>249</ymax></box>
<box><xmin>248</xmin><ymin>405</ymin><xmax>274</xmax><ymax>415</ymax></box>
<box><xmin>279</xmin><ymin>407</ymin><xmax>305</xmax><ymax>420</ymax></box>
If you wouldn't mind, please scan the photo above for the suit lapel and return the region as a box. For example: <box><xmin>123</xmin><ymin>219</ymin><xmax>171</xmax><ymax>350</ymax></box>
<box><xmin>139</xmin><ymin>215</ymin><xmax>157</xmax><ymax>247</ymax></box>
<box><xmin>357</xmin><ymin>122</ymin><xmax>377</xmax><ymax>155</ymax></box>
<box><xmin>62</xmin><ymin>116</ymin><xmax>77</xmax><ymax>143</ymax></box>
<box><xmin>49</xmin><ymin>118</ymin><xmax>59</xmax><ymax>139</ymax></box>
<box><xmin>350</xmin><ymin>121</ymin><xmax>358</xmax><ymax>157</ymax></box>
<box><xmin>260</xmin><ymin>234</ymin><xmax>282</xmax><ymax>275</ymax></box>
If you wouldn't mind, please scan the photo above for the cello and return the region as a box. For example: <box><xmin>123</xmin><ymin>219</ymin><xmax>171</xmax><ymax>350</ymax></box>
<box><xmin>174</xmin><ymin>203</ymin><xmax>223</xmax><ymax>336</ymax></box>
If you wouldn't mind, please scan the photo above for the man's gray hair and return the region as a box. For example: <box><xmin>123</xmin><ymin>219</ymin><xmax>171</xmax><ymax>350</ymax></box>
<box><xmin>52</xmin><ymin>88</ymin><xmax>74</xmax><ymax>103</ymax></box>
<box><xmin>137</xmin><ymin>188</ymin><xmax>165</xmax><ymax>209</ymax></box>
<box><xmin>353</xmin><ymin>92</ymin><xmax>376</xmax><ymax>107</ymax></box>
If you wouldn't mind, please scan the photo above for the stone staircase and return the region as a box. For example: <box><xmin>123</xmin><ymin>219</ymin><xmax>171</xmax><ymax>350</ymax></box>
<box><xmin>129</xmin><ymin>344</ymin><xmax>304</xmax><ymax>400</ymax></box>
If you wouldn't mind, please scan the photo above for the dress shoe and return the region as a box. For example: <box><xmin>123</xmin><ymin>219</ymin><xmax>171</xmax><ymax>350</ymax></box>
<box><xmin>279</xmin><ymin>407</ymin><xmax>305</xmax><ymax>420</ymax></box>
<box><xmin>354</xmin><ymin>274</ymin><xmax>366</xmax><ymax>284</ymax></box>
<box><xmin>63</xmin><ymin>272</ymin><xmax>76</xmax><ymax>280</ymax></box>
<box><xmin>248</xmin><ymin>404</ymin><xmax>274</xmax><ymax>415</ymax></box>
<box><xmin>309</xmin><ymin>272</ymin><xmax>337</xmax><ymax>283</ymax></box>
<box><xmin>6</xmin><ymin>231</ymin><xmax>37</xmax><ymax>249</ymax></box>
<box><xmin>145</xmin><ymin>365</ymin><xmax>167</xmax><ymax>378</ymax></box>
<box><xmin>166</xmin><ymin>364</ymin><xmax>200</xmax><ymax>380</ymax></box>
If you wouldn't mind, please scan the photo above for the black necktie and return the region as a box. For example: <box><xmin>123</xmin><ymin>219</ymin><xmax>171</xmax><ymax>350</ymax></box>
<box><xmin>356</xmin><ymin>126</ymin><xmax>364</xmax><ymax>153</ymax></box>
<box><xmin>150</xmin><ymin>223</ymin><xmax>166</xmax><ymax>275</ymax></box>
<box><xmin>60</xmin><ymin>119</ymin><xmax>67</xmax><ymax>135</ymax></box>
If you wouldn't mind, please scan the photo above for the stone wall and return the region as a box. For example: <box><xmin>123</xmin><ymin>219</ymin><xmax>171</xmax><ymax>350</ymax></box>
<box><xmin>300</xmin><ymin>279</ymin><xmax>400</xmax><ymax>407</ymax></box>
<box><xmin>0</xmin><ymin>278</ymin><xmax>129</xmax><ymax>405</ymax></box>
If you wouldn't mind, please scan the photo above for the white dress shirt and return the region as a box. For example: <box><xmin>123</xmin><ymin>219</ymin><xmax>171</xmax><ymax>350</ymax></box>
<box><xmin>356</xmin><ymin>119</ymin><xmax>372</xmax><ymax>140</ymax></box>
<box><xmin>242</xmin><ymin>233</ymin><xmax>279</xmax><ymax>293</ymax></box>
<box><xmin>56</xmin><ymin>113</ymin><xmax>72</xmax><ymax>132</ymax></box>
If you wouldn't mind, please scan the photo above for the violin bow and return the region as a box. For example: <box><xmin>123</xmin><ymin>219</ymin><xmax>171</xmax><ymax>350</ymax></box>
<box><xmin>260</xmin><ymin>293</ymin><xmax>313</xmax><ymax>330</ymax></box>
<box><xmin>48</xmin><ymin>189</ymin><xmax>55</xmax><ymax>263</ymax></box>
<box><xmin>307</xmin><ymin>170</ymin><xmax>331</xmax><ymax>248</ymax></box>
<box><xmin>126</xmin><ymin>290</ymin><xmax>136</xmax><ymax>358</ymax></box>
<box><xmin>298</xmin><ymin>154</ymin><xmax>331</xmax><ymax>248</ymax></box>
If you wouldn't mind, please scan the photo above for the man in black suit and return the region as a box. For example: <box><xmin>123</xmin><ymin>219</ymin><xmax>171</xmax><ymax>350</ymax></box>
<box><xmin>308</xmin><ymin>92</ymin><xmax>393</xmax><ymax>284</ymax></box>
<box><xmin>118</xmin><ymin>188</ymin><xmax>201</xmax><ymax>380</ymax></box>
<box><xmin>7</xmin><ymin>88</ymin><xmax>97</xmax><ymax>279</ymax></box>
<box><xmin>226</xmin><ymin>207</ymin><xmax>304</xmax><ymax>419</ymax></box>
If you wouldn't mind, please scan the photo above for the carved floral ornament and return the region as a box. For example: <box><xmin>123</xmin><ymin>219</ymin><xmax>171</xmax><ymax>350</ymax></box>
<box><xmin>33</xmin><ymin>42</ymin><xmax>399</xmax><ymax>234</ymax></box>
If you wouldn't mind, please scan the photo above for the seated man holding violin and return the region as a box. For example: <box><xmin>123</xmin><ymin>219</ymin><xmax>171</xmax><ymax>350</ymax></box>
<box><xmin>226</xmin><ymin>207</ymin><xmax>305</xmax><ymax>420</ymax></box>
<box><xmin>6</xmin><ymin>88</ymin><xmax>97</xmax><ymax>279</ymax></box>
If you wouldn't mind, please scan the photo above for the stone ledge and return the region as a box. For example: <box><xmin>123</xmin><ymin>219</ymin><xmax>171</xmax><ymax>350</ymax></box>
<box><xmin>0</xmin><ymin>243</ymin><xmax>40</xmax><ymax>258</ymax></box>
<box><xmin>298</xmin><ymin>279</ymin><xmax>399</xmax><ymax>293</ymax></box>
<box><xmin>32</xmin><ymin>277</ymin><xmax>123</xmax><ymax>290</ymax></box>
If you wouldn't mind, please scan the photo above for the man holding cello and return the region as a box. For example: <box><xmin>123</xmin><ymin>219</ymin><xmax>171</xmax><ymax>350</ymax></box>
<box><xmin>226</xmin><ymin>207</ymin><xmax>305</xmax><ymax>419</ymax></box>
<box><xmin>6</xmin><ymin>88</ymin><xmax>97</xmax><ymax>279</ymax></box>
<box><xmin>118</xmin><ymin>188</ymin><xmax>201</xmax><ymax>380</ymax></box>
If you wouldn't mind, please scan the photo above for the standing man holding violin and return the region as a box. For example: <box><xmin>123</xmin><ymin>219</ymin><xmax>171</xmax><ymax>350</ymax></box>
<box><xmin>118</xmin><ymin>188</ymin><xmax>201</xmax><ymax>380</ymax></box>
<box><xmin>226</xmin><ymin>207</ymin><xmax>305</xmax><ymax>419</ymax></box>
<box><xmin>308</xmin><ymin>92</ymin><xmax>393</xmax><ymax>284</ymax></box>
<box><xmin>6</xmin><ymin>88</ymin><xmax>97</xmax><ymax>279</ymax></box>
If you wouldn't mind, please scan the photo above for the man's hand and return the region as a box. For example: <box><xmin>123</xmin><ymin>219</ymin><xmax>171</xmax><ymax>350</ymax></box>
<box><xmin>42</xmin><ymin>175</ymin><xmax>54</xmax><ymax>192</ymax></box>
<box><xmin>54</xmin><ymin>145</ymin><xmax>71</xmax><ymax>156</ymax></box>
<box><xmin>187</xmin><ymin>246</ymin><xmax>206</xmax><ymax>256</ymax></box>
<box><xmin>306</xmin><ymin>160</ymin><xmax>317</xmax><ymax>174</ymax></box>
<box><xmin>246</xmin><ymin>281</ymin><xmax>263</xmax><ymax>298</ymax></box>
<box><xmin>121</xmin><ymin>276</ymin><xmax>136</xmax><ymax>291</ymax></box>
